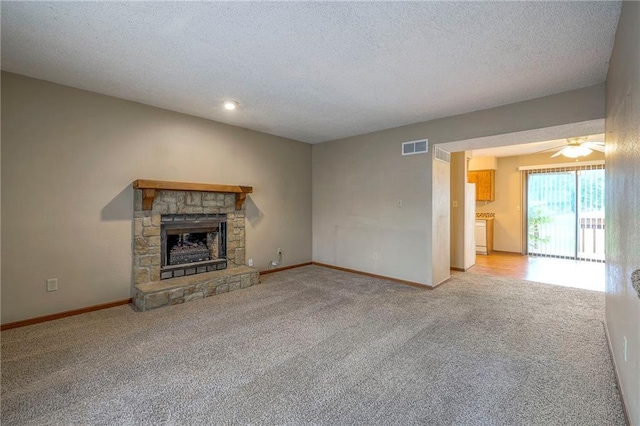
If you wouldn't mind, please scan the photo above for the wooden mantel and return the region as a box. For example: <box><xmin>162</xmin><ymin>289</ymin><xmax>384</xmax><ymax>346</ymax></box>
<box><xmin>133</xmin><ymin>179</ymin><xmax>253</xmax><ymax>211</ymax></box>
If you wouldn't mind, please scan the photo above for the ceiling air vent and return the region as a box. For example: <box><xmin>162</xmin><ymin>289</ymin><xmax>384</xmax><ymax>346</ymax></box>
<box><xmin>402</xmin><ymin>139</ymin><xmax>428</xmax><ymax>156</ymax></box>
<box><xmin>434</xmin><ymin>146</ymin><xmax>451</xmax><ymax>163</ymax></box>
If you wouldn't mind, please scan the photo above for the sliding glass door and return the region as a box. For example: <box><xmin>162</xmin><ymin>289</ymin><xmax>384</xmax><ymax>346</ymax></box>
<box><xmin>526</xmin><ymin>165</ymin><xmax>604</xmax><ymax>261</ymax></box>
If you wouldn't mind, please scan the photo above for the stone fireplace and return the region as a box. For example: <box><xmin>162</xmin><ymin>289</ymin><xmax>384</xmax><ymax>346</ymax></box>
<box><xmin>132</xmin><ymin>180</ymin><xmax>259</xmax><ymax>311</ymax></box>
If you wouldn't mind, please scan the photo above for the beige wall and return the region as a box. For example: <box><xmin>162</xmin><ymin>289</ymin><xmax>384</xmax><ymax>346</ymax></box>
<box><xmin>605</xmin><ymin>1</ymin><xmax>640</xmax><ymax>423</ymax></box>
<box><xmin>312</xmin><ymin>84</ymin><xmax>605</xmax><ymax>286</ymax></box>
<box><xmin>0</xmin><ymin>73</ymin><xmax>2</xmax><ymax>320</ymax></box>
<box><xmin>1</xmin><ymin>72</ymin><xmax>312</xmax><ymax>324</ymax></box>
<box><xmin>468</xmin><ymin>156</ymin><xmax>497</xmax><ymax>171</ymax></box>
<box><xmin>474</xmin><ymin>151</ymin><xmax>604</xmax><ymax>253</ymax></box>
<box><xmin>312</xmin><ymin>134</ymin><xmax>432</xmax><ymax>283</ymax></box>
<box><xmin>450</xmin><ymin>152</ymin><xmax>466</xmax><ymax>269</ymax></box>
<box><xmin>432</xmin><ymin>155</ymin><xmax>450</xmax><ymax>286</ymax></box>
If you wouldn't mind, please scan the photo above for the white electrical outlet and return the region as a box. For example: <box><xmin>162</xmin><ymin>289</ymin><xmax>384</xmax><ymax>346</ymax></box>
<box><xmin>373</xmin><ymin>252</ymin><xmax>379</xmax><ymax>260</ymax></box>
<box><xmin>396</xmin><ymin>199</ymin><xmax>403</xmax><ymax>208</ymax></box>
<box><xmin>46</xmin><ymin>278</ymin><xmax>58</xmax><ymax>292</ymax></box>
<box><xmin>248</xmin><ymin>258</ymin><xmax>253</xmax><ymax>267</ymax></box>
<box><xmin>623</xmin><ymin>336</ymin><xmax>627</xmax><ymax>362</ymax></box>
<box><xmin>277</xmin><ymin>248</ymin><xmax>282</xmax><ymax>256</ymax></box>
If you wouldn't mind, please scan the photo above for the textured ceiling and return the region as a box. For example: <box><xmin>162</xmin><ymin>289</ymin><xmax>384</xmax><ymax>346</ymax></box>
<box><xmin>1</xmin><ymin>2</ymin><xmax>622</xmax><ymax>143</ymax></box>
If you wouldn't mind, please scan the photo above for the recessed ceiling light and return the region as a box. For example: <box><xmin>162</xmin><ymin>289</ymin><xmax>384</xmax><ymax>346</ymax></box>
<box><xmin>224</xmin><ymin>101</ymin><xmax>238</xmax><ymax>111</ymax></box>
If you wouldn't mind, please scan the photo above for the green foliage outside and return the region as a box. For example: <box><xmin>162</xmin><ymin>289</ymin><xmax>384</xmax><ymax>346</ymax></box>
<box><xmin>528</xmin><ymin>206</ymin><xmax>553</xmax><ymax>250</ymax></box>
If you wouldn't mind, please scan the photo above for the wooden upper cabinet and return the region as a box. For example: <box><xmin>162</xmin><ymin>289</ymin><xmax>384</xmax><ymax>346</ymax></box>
<box><xmin>467</xmin><ymin>170</ymin><xmax>495</xmax><ymax>201</ymax></box>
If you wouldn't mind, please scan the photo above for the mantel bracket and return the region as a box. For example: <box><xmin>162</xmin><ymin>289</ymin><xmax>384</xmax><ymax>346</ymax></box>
<box><xmin>141</xmin><ymin>189</ymin><xmax>156</xmax><ymax>211</ymax></box>
<box><xmin>235</xmin><ymin>193</ymin><xmax>247</xmax><ymax>211</ymax></box>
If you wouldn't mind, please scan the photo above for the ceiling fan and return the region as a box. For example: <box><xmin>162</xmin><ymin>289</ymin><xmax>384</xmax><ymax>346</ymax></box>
<box><xmin>547</xmin><ymin>136</ymin><xmax>605</xmax><ymax>158</ymax></box>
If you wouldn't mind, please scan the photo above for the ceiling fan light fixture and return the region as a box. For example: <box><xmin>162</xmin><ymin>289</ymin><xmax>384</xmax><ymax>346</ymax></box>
<box><xmin>561</xmin><ymin>145</ymin><xmax>592</xmax><ymax>158</ymax></box>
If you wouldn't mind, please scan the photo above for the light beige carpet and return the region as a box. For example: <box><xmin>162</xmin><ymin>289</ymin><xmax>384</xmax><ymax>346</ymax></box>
<box><xmin>1</xmin><ymin>266</ymin><xmax>625</xmax><ymax>425</ymax></box>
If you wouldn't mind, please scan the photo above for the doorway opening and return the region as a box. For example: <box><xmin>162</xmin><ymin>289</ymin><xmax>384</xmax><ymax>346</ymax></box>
<box><xmin>436</xmin><ymin>120</ymin><xmax>606</xmax><ymax>291</ymax></box>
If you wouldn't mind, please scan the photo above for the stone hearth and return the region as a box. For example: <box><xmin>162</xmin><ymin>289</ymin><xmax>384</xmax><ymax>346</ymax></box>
<box><xmin>132</xmin><ymin>180</ymin><xmax>259</xmax><ymax>311</ymax></box>
<box><xmin>135</xmin><ymin>266</ymin><xmax>259</xmax><ymax>310</ymax></box>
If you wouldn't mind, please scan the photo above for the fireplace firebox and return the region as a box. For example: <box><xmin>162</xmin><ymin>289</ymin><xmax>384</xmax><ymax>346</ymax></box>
<box><xmin>160</xmin><ymin>214</ymin><xmax>227</xmax><ymax>279</ymax></box>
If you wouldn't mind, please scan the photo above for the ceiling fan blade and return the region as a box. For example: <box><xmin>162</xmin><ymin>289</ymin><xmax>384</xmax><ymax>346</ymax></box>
<box><xmin>551</xmin><ymin>149</ymin><xmax>564</xmax><ymax>158</ymax></box>
<box><xmin>589</xmin><ymin>144</ymin><xmax>605</xmax><ymax>153</ymax></box>
<box><xmin>584</xmin><ymin>141</ymin><xmax>604</xmax><ymax>148</ymax></box>
<box><xmin>534</xmin><ymin>144</ymin><xmax>567</xmax><ymax>154</ymax></box>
